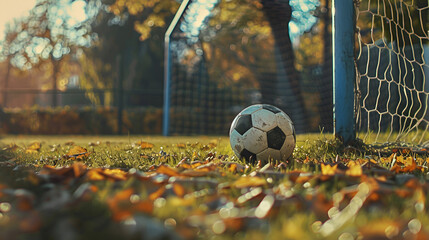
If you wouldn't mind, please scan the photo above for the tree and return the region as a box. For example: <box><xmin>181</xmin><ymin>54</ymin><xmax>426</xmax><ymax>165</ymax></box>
<box><xmin>78</xmin><ymin>0</ymin><xmax>179</xmax><ymax>107</ymax></box>
<box><xmin>0</xmin><ymin>21</ymin><xmax>23</xmax><ymax>107</ymax></box>
<box><xmin>258</xmin><ymin>0</ymin><xmax>309</xmax><ymax>132</ymax></box>
<box><xmin>4</xmin><ymin>0</ymin><xmax>90</xmax><ymax>107</ymax></box>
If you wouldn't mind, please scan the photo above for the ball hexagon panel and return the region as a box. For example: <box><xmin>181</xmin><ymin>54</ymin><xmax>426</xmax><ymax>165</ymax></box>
<box><xmin>262</xmin><ymin>104</ymin><xmax>282</xmax><ymax>114</ymax></box>
<box><xmin>280</xmin><ymin>134</ymin><xmax>296</xmax><ymax>160</ymax></box>
<box><xmin>229</xmin><ymin>129</ymin><xmax>244</xmax><ymax>157</ymax></box>
<box><xmin>240</xmin><ymin>104</ymin><xmax>263</xmax><ymax>115</ymax></box>
<box><xmin>242</xmin><ymin>127</ymin><xmax>268</xmax><ymax>154</ymax></box>
<box><xmin>276</xmin><ymin>112</ymin><xmax>294</xmax><ymax>136</ymax></box>
<box><xmin>257</xmin><ymin>148</ymin><xmax>281</xmax><ymax>162</ymax></box>
<box><xmin>267</xmin><ymin>126</ymin><xmax>286</xmax><ymax>150</ymax></box>
<box><xmin>240</xmin><ymin>149</ymin><xmax>257</xmax><ymax>163</ymax></box>
<box><xmin>234</xmin><ymin>114</ymin><xmax>253</xmax><ymax>135</ymax></box>
<box><xmin>251</xmin><ymin>108</ymin><xmax>278</xmax><ymax>132</ymax></box>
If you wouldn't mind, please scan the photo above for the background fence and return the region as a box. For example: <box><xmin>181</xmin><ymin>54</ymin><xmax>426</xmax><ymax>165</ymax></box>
<box><xmin>0</xmin><ymin>88</ymin><xmax>163</xmax><ymax>134</ymax></box>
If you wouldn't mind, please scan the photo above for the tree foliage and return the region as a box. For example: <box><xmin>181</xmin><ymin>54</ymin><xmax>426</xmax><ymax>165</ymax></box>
<box><xmin>77</xmin><ymin>0</ymin><xmax>179</xmax><ymax>106</ymax></box>
<box><xmin>1</xmin><ymin>0</ymin><xmax>90</xmax><ymax>106</ymax></box>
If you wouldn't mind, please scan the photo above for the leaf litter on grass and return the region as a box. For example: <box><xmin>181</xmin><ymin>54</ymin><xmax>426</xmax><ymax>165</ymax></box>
<box><xmin>0</xmin><ymin>138</ymin><xmax>428</xmax><ymax>239</ymax></box>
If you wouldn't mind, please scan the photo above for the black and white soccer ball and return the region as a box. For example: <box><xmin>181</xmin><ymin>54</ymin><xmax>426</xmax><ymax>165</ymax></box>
<box><xmin>229</xmin><ymin>104</ymin><xmax>295</xmax><ymax>164</ymax></box>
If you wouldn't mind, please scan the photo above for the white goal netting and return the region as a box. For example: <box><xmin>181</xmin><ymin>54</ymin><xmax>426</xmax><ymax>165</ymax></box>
<box><xmin>355</xmin><ymin>0</ymin><xmax>429</xmax><ymax>145</ymax></box>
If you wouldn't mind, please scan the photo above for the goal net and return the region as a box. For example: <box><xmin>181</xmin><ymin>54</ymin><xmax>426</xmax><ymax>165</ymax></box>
<box><xmin>355</xmin><ymin>0</ymin><xmax>429</xmax><ymax>145</ymax></box>
<box><xmin>165</xmin><ymin>0</ymin><xmax>329</xmax><ymax>135</ymax></box>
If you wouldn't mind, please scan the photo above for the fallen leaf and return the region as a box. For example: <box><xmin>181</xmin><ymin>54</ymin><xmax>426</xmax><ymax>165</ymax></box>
<box><xmin>156</xmin><ymin>165</ymin><xmax>180</xmax><ymax>177</ymax></box>
<box><xmin>321</xmin><ymin>163</ymin><xmax>337</xmax><ymax>176</ymax></box>
<box><xmin>173</xmin><ymin>183</ymin><xmax>185</xmax><ymax>198</ymax></box>
<box><xmin>86</xmin><ymin>169</ymin><xmax>105</xmax><ymax>181</ymax></box>
<box><xmin>101</xmin><ymin>169</ymin><xmax>128</xmax><ymax>181</ymax></box>
<box><xmin>66</xmin><ymin>146</ymin><xmax>90</xmax><ymax>160</ymax></box>
<box><xmin>72</xmin><ymin>162</ymin><xmax>87</xmax><ymax>178</ymax></box>
<box><xmin>176</xmin><ymin>143</ymin><xmax>186</xmax><ymax>148</ymax></box>
<box><xmin>107</xmin><ymin>188</ymin><xmax>134</xmax><ymax>221</ymax></box>
<box><xmin>149</xmin><ymin>186</ymin><xmax>166</xmax><ymax>201</ymax></box>
<box><xmin>138</xmin><ymin>141</ymin><xmax>154</xmax><ymax>149</ymax></box>
<box><xmin>25</xmin><ymin>142</ymin><xmax>41</xmax><ymax>153</ymax></box>
<box><xmin>233</xmin><ymin>176</ymin><xmax>266</xmax><ymax>188</ymax></box>
<box><xmin>346</xmin><ymin>162</ymin><xmax>362</xmax><ymax>177</ymax></box>
<box><xmin>133</xmin><ymin>199</ymin><xmax>154</xmax><ymax>214</ymax></box>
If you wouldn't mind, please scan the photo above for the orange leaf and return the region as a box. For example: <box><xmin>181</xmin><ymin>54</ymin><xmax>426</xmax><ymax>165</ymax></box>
<box><xmin>390</xmin><ymin>157</ymin><xmax>420</xmax><ymax>173</ymax></box>
<box><xmin>133</xmin><ymin>200</ymin><xmax>154</xmax><ymax>214</ymax></box>
<box><xmin>87</xmin><ymin>169</ymin><xmax>105</xmax><ymax>181</ymax></box>
<box><xmin>176</xmin><ymin>143</ymin><xmax>186</xmax><ymax>148</ymax></box>
<box><xmin>223</xmin><ymin>217</ymin><xmax>244</xmax><ymax>231</ymax></box>
<box><xmin>321</xmin><ymin>163</ymin><xmax>337</xmax><ymax>176</ymax></box>
<box><xmin>101</xmin><ymin>169</ymin><xmax>128</xmax><ymax>181</ymax></box>
<box><xmin>149</xmin><ymin>186</ymin><xmax>166</xmax><ymax>201</ymax></box>
<box><xmin>229</xmin><ymin>163</ymin><xmax>237</xmax><ymax>172</ymax></box>
<box><xmin>173</xmin><ymin>183</ymin><xmax>185</xmax><ymax>198</ymax></box>
<box><xmin>67</xmin><ymin>146</ymin><xmax>90</xmax><ymax>160</ymax></box>
<box><xmin>139</xmin><ymin>141</ymin><xmax>154</xmax><ymax>149</ymax></box>
<box><xmin>25</xmin><ymin>142</ymin><xmax>41</xmax><ymax>153</ymax></box>
<box><xmin>72</xmin><ymin>162</ymin><xmax>87</xmax><ymax>178</ymax></box>
<box><xmin>107</xmin><ymin>188</ymin><xmax>134</xmax><ymax>221</ymax></box>
<box><xmin>156</xmin><ymin>165</ymin><xmax>180</xmax><ymax>177</ymax></box>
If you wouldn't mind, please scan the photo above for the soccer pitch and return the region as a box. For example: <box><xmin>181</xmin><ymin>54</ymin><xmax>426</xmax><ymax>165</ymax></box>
<box><xmin>0</xmin><ymin>133</ymin><xmax>428</xmax><ymax>239</ymax></box>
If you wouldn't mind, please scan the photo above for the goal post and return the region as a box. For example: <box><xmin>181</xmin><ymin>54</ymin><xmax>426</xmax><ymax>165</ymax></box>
<box><xmin>332</xmin><ymin>0</ymin><xmax>356</xmax><ymax>144</ymax></box>
<box><xmin>163</xmin><ymin>0</ymin><xmax>191</xmax><ymax>136</ymax></box>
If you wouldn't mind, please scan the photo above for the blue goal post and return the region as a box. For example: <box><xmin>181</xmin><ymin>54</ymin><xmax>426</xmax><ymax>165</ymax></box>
<box><xmin>332</xmin><ymin>0</ymin><xmax>356</xmax><ymax>144</ymax></box>
<box><xmin>163</xmin><ymin>0</ymin><xmax>191</xmax><ymax>136</ymax></box>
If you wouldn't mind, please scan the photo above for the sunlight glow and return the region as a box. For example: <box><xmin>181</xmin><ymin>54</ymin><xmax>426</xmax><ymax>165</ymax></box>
<box><xmin>66</xmin><ymin>0</ymin><xmax>87</xmax><ymax>27</ymax></box>
<box><xmin>0</xmin><ymin>0</ymin><xmax>37</xmax><ymax>40</ymax></box>
<box><xmin>0</xmin><ymin>0</ymin><xmax>87</xmax><ymax>42</ymax></box>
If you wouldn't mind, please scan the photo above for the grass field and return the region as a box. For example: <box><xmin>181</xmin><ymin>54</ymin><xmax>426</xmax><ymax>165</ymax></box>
<box><xmin>0</xmin><ymin>134</ymin><xmax>428</xmax><ymax>240</ymax></box>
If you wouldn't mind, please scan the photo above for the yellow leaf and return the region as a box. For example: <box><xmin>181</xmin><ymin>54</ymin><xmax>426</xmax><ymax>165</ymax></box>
<box><xmin>321</xmin><ymin>163</ymin><xmax>337</xmax><ymax>176</ymax></box>
<box><xmin>25</xmin><ymin>142</ymin><xmax>41</xmax><ymax>153</ymax></box>
<box><xmin>346</xmin><ymin>163</ymin><xmax>362</xmax><ymax>177</ymax></box>
<box><xmin>233</xmin><ymin>176</ymin><xmax>266</xmax><ymax>188</ymax></box>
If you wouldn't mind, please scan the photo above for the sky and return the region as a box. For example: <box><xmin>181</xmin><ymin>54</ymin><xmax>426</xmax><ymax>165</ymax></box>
<box><xmin>0</xmin><ymin>0</ymin><xmax>86</xmax><ymax>41</ymax></box>
<box><xmin>0</xmin><ymin>0</ymin><xmax>37</xmax><ymax>40</ymax></box>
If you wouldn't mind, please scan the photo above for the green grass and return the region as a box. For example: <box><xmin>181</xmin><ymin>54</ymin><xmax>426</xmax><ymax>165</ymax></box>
<box><xmin>0</xmin><ymin>134</ymin><xmax>428</xmax><ymax>240</ymax></box>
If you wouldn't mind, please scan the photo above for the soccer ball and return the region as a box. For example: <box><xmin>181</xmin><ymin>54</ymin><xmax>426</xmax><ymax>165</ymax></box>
<box><xmin>229</xmin><ymin>104</ymin><xmax>295</xmax><ymax>164</ymax></box>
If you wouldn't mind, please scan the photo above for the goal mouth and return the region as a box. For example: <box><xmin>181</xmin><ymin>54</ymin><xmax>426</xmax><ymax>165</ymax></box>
<box><xmin>354</xmin><ymin>0</ymin><xmax>429</xmax><ymax>146</ymax></box>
